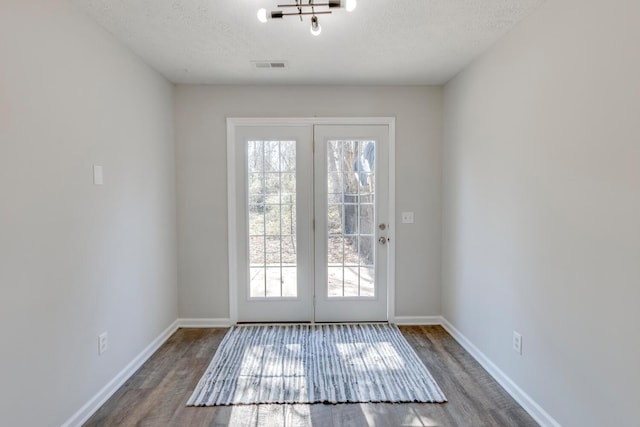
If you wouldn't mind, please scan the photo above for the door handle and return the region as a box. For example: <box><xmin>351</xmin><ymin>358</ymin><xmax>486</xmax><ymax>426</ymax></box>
<box><xmin>378</xmin><ymin>236</ymin><xmax>387</xmax><ymax>245</ymax></box>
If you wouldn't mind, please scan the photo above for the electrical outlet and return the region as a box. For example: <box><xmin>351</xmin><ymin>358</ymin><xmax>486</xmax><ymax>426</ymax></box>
<box><xmin>401</xmin><ymin>211</ymin><xmax>414</xmax><ymax>223</ymax></box>
<box><xmin>513</xmin><ymin>331</ymin><xmax>522</xmax><ymax>355</ymax></box>
<box><xmin>98</xmin><ymin>332</ymin><xmax>108</xmax><ymax>355</ymax></box>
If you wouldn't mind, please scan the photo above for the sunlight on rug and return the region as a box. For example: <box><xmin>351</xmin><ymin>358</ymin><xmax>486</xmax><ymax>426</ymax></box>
<box><xmin>187</xmin><ymin>324</ymin><xmax>446</xmax><ymax>406</ymax></box>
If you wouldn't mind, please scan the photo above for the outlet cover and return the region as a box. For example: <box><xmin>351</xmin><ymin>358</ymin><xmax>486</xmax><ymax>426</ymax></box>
<box><xmin>98</xmin><ymin>332</ymin><xmax>108</xmax><ymax>355</ymax></box>
<box><xmin>401</xmin><ymin>212</ymin><xmax>414</xmax><ymax>223</ymax></box>
<box><xmin>513</xmin><ymin>331</ymin><xmax>522</xmax><ymax>355</ymax></box>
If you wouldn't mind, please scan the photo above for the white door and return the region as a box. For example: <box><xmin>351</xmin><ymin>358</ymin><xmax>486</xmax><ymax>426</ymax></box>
<box><xmin>233</xmin><ymin>125</ymin><xmax>314</xmax><ymax>322</ymax></box>
<box><xmin>231</xmin><ymin>122</ymin><xmax>390</xmax><ymax>323</ymax></box>
<box><xmin>313</xmin><ymin>125</ymin><xmax>389</xmax><ymax>322</ymax></box>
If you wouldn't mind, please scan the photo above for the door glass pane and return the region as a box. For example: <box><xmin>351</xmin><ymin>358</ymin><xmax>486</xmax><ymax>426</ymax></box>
<box><xmin>248</xmin><ymin>140</ymin><xmax>297</xmax><ymax>298</ymax></box>
<box><xmin>326</xmin><ymin>139</ymin><xmax>376</xmax><ymax>298</ymax></box>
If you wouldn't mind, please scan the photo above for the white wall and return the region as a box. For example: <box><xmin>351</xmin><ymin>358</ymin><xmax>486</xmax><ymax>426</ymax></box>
<box><xmin>175</xmin><ymin>85</ymin><xmax>442</xmax><ymax>319</ymax></box>
<box><xmin>442</xmin><ymin>0</ymin><xmax>640</xmax><ymax>426</ymax></box>
<box><xmin>0</xmin><ymin>1</ymin><xmax>177</xmax><ymax>426</ymax></box>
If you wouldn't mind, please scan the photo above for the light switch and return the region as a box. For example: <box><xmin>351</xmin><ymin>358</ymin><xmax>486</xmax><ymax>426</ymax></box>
<box><xmin>93</xmin><ymin>165</ymin><xmax>103</xmax><ymax>185</ymax></box>
<box><xmin>401</xmin><ymin>212</ymin><xmax>414</xmax><ymax>224</ymax></box>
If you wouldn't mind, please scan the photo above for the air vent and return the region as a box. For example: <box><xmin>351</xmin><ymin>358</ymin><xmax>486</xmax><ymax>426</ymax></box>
<box><xmin>252</xmin><ymin>60</ymin><xmax>288</xmax><ymax>70</ymax></box>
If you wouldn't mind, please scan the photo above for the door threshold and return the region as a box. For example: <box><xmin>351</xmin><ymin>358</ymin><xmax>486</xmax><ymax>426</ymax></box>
<box><xmin>234</xmin><ymin>321</ymin><xmax>390</xmax><ymax>326</ymax></box>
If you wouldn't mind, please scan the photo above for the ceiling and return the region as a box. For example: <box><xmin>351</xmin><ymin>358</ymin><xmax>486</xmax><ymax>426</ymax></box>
<box><xmin>72</xmin><ymin>0</ymin><xmax>544</xmax><ymax>85</ymax></box>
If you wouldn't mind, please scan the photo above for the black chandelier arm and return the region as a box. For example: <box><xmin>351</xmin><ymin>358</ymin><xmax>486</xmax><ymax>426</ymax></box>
<box><xmin>271</xmin><ymin>10</ymin><xmax>332</xmax><ymax>18</ymax></box>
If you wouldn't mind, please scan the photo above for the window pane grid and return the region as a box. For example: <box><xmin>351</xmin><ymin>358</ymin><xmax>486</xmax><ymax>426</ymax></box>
<box><xmin>326</xmin><ymin>139</ymin><xmax>375</xmax><ymax>298</ymax></box>
<box><xmin>248</xmin><ymin>140</ymin><xmax>297</xmax><ymax>298</ymax></box>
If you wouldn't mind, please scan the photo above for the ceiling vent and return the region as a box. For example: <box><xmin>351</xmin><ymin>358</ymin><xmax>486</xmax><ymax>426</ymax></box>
<box><xmin>252</xmin><ymin>60</ymin><xmax>288</xmax><ymax>70</ymax></box>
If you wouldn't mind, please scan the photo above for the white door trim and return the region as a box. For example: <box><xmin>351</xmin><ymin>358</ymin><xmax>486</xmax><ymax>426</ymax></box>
<box><xmin>227</xmin><ymin>117</ymin><xmax>396</xmax><ymax>324</ymax></box>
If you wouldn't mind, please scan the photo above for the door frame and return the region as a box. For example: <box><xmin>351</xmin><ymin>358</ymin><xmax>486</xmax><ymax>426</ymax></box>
<box><xmin>227</xmin><ymin>117</ymin><xmax>396</xmax><ymax>324</ymax></box>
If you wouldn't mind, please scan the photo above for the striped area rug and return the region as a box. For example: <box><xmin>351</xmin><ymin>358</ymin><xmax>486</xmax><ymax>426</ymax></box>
<box><xmin>187</xmin><ymin>323</ymin><xmax>447</xmax><ymax>406</ymax></box>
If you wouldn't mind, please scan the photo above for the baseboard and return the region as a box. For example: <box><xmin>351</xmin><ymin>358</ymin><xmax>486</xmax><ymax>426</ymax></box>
<box><xmin>394</xmin><ymin>315</ymin><xmax>444</xmax><ymax>325</ymax></box>
<box><xmin>177</xmin><ymin>318</ymin><xmax>233</xmax><ymax>328</ymax></box>
<box><xmin>61</xmin><ymin>319</ymin><xmax>180</xmax><ymax>427</ymax></box>
<box><xmin>440</xmin><ymin>318</ymin><xmax>562</xmax><ymax>427</ymax></box>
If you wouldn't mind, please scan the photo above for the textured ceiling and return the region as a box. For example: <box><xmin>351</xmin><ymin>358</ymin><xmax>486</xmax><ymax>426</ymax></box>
<box><xmin>71</xmin><ymin>0</ymin><xmax>544</xmax><ymax>85</ymax></box>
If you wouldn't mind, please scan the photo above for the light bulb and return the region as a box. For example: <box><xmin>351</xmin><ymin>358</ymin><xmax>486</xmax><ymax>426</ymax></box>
<box><xmin>310</xmin><ymin>16</ymin><xmax>322</xmax><ymax>36</ymax></box>
<box><xmin>257</xmin><ymin>8</ymin><xmax>267</xmax><ymax>23</ymax></box>
<box><xmin>310</xmin><ymin>23</ymin><xmax>322</xmax><ymax>36</ymax></box>
<box><xmin>346</xmin><ymin>0</ymin><xmax>357</xmax><ymax>12</ymax></box>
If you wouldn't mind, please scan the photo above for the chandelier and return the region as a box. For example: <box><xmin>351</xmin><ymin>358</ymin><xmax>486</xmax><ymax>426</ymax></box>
<box><xmin>257</xmin><ymin>0</ymin><xmax>357</xmax><ymax>36</ymax></box>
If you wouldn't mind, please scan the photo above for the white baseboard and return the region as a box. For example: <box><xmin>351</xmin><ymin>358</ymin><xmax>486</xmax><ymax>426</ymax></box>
<box><xmin>61</xmin><ymin>319</ymin><xmax>179</xmax><ymax>427</ymax></box>
<box><xmin>440</xmin><ymin>318</ymin><xmax>562</xmax><ymax>427</ymax></box>
<box><xmin>394</xmin><ymin>315</ymin><xmax>444</xmax><ymax>325</ymax></box>
<box><xmin>178</xmin><ymin>318</ymin><xmax>232</xmax><ymax>328</ymax></box>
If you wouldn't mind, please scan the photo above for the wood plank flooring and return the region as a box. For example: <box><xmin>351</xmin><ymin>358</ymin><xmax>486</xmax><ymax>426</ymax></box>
<box><xmin>84</xmin><ymin>326</ymin><xmax>538</xmax><ymax>426</ymax></box>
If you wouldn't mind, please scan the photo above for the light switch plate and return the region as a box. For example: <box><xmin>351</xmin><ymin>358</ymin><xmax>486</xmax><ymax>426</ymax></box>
<box><xmin>93</xmin><ymin>165</ymin><xmax>103</xmax><ymax>185</ymax></box>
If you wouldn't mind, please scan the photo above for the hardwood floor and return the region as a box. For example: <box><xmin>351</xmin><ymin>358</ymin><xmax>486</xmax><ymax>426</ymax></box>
<box><xmin>84</xmin><ymin>326</ymin><xmax>538</xmax><ymax>426</ymax></box>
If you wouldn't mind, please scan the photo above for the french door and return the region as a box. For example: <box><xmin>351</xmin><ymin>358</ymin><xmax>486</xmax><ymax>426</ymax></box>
<box><xmin>230</xmin><ymin>120</ymin><xmax>391</xmax><ymax>323</ymax></box>
<box><xmin>313</xmin><ymin>125</ymin><xmax>389</xmax><ymax>322</ymax></box>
